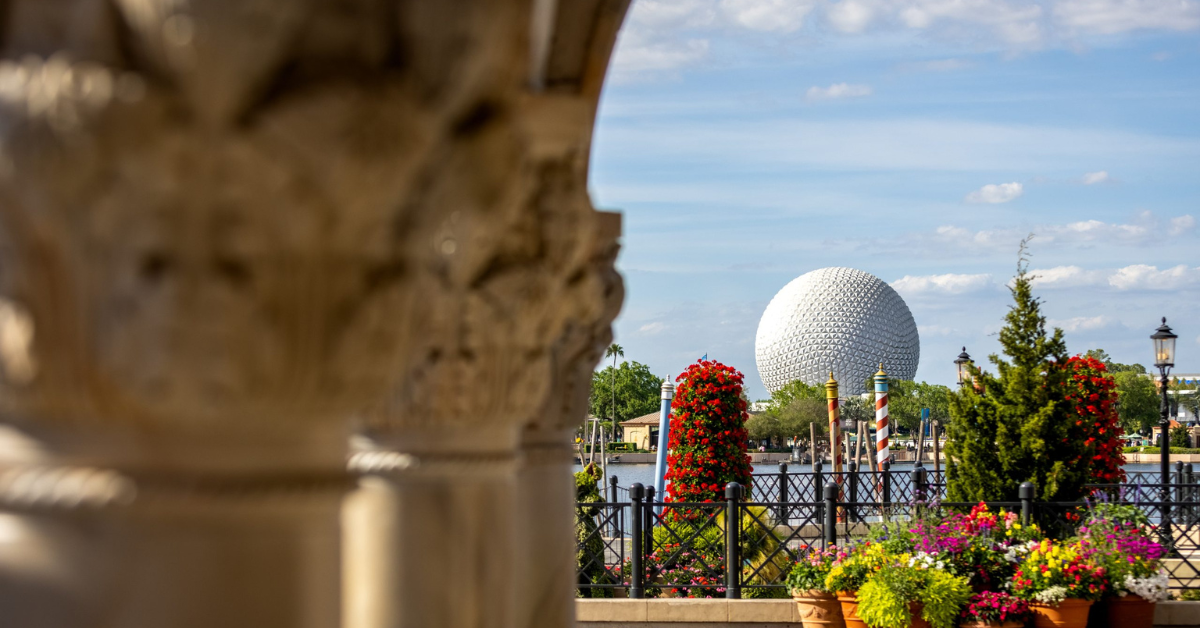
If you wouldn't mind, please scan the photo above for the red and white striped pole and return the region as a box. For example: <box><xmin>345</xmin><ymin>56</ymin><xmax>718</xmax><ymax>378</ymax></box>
<box><xmin>874</xmin><ymin>364</ymin><xmax>890</xmax><ymax>470</ymax></box>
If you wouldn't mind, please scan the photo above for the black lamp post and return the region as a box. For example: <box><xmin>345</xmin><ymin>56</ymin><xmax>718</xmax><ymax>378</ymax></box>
<box><xmin>1152</xmin><ymin>317</ymin><xmax>1177</xmax><ymax>552</ymax></box>
<box><xmin>955</xmin><ymin>347</ymin><xmax>972</xmax><ymax>388</ymax></box>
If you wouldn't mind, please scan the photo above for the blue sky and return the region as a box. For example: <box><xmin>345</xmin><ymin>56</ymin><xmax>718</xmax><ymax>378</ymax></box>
<box><xmin>588</xmin><ymin>0</ymin><xmax>1200</xmax><ymax>401</ymax></box>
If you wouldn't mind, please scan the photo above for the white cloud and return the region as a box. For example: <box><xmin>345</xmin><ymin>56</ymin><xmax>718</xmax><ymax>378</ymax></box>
<box><xmin>827</xmin><ymin>0</ymin><xmax>877</xmax><ymax>32</ymax></box>
<box><xmin>1152</xmin><ymin>51</ymin><xmax>1173</xmax><ymax>61</ymax></box>
<box><xmin>607</xmin><ymin>0</ymin><xmax>1200</xmax><ymax>77</ymax></box>
<box><xmin>837</xmin><ymin>213</ymin><xmax>1198</xmax><ymax>260</ymax></box>
<box><xmin>1108</xmin><ymin>264</ymin><xmax>1200</xmax><ymax>290</ymax></box>
<box><xmin>1169</xmin><ymin>215</ymin><xmax>1196</xmax><ymax>236</ymax></box>
<box><xmin>1053</xmin><ymin>0</ymin><xmax>1200</xmax><ymax>35</ymax></box>
<box><xmin>805</xmin><ymin>83</ymin><xmax>873</xmax><ymax>101</ymax></box>
<box><xmin>639</xmin><ymin>321</ymin><xmax>667</xmax><ymax>335</ymax></box>
<box><xmin>892</xmin><ymin>273</ymin><xmax>994</xmax><ymax>295</ymax></box>
<box><xmin>917</xmin><ymin>324</ymin><xmax>958</xmax><ymax>337</ymax></box>
<box><xmin>966</xmin><ymin>182</ymin><xmax>1024</xmax><ymax>204</ymax></box>
<box><xmin>1029</xmin><ymin>265</ymin><xmax>1107</xmax><ymax>288</ymax></box>
<box><xmin>1081</xmin><ymin>170</ymin><xmax>1110</xmax><ymax>184</ymax></box>
<box><xmin>1047</xmin><ymin>315</ymin><xmax>1114</xmax><ymax>332</ymax></box>
<box><xmin>721</xmin><ymin>0</ymin><xmax>819</xmax><ymax>32</ymax></box>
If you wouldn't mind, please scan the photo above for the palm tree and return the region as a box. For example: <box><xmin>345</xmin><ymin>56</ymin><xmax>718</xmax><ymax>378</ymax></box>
<box><xmin>605</xmin><ymin>344</ymin><xmax>624</xmax><ymax>432</ymax></box>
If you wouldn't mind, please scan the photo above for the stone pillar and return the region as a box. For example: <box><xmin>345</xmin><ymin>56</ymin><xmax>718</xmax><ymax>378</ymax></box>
<box><xmin>0</xmin><ymin>0</ymin><xmax>627</xmax><ymax>626</ymax></box>
<box><xmin>342</xmin><ymin>1</ymin><xmax>629</xmax><ymax>627</ymax></box>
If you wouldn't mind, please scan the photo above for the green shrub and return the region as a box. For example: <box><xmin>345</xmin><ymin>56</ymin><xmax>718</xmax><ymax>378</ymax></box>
<box><xmin>856</xmin><ymin>565</ymin><xmax>971</xmax><ymax>628</ymax></box>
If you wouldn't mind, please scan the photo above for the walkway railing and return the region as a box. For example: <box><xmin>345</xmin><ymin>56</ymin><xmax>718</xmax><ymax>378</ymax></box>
<box><xmin>577</xmin><ymin>463</ymin><xmax>1200</xmax><ymax>599</ymax></box>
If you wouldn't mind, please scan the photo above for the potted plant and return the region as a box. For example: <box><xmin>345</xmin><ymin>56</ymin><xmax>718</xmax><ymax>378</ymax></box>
<box><xmin>825</xmin><ymin>543</ymin><xmax>889</xmax><ymax>628</ymax></box>
<box><xmin>1079</xmin><ymin>504</ymin><xmax>1167</xmax><ymax>628</ymax></box>
<box><xmin>789</xmin><ymin>547</ymin><xmax>844</xmax><ymax>628</ymax></box>
<box><xmin>960</xmin><ymin>591</ymin><xmax>1033</xmax><ymax>628</ymax></box>
<box><xmin>855</xmin><ymin>561</ymin><xmax>971</xmax><ymax>628</ymax></box>
<box><xmin>1012</xmin><ymin>539</ymin><xmax>1107</xmax><ymax>628</ymax></box>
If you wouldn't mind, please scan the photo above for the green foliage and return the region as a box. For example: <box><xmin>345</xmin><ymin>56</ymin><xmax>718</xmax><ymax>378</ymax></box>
<box><xmin>1083</xmin><ymin>348</ymin><xmax>1146</xmax><ymax>374</ymax></box>
<box><xmin>839</xmin><ymin>396</ymin><xmax>874</xmax><ymax>427</ymax></box>
<box><xmin>575</xmin><ymin>464</ymin><xmax>613</xmax><ymax>597</ymax></box>
<box><xmin>857</xmin><ymin>566</ymin><xmax>923</xmax><ymax>628</ymax></box>
<box><xmin>1085</xmin><ymin>502</ymin><xmax>1150</xmax><ymax>528</ymax></box>
<box><xmin>589</xmin><ymin>360</ymin><xmax>664</xmax><ymax>423</ymax></box>
<box><xmin>1171</xmin><ymin>425</ymin><xmax>1192</xmax><ymax>448</ymax></box>
<box><xmin>1125</xmin><ymin>446</ymin><xmax>1200</xmax><ymax>454</ymax></box>
<box><xmin>866</xmin><ymin>379</ymin><xmax>952</xmax><ymax>434</ymax></box>
<box><xmin>919</xmin><ymin>571</ymin><xmax>973</xmax><ymax>628</ymax></box>
<box><xmin>750</xmin><ymin>397</ymin><xmax>829</xmax><ymax>448</ymax></box>
<box><xmin>946</xmin><ymin>240</ymin><xmax>1088</xmax><ymax>503</ymax></box>
<box><xmin>768</xmin><ymin>379</ymin><xmax>826</xmax><ymax>409</ymax></box>
<box><xmin>1114</xmin><ymin>371</ymin><xmax>1160</xmax><ymax>434</ymax></box>
<box><xmin>856</xmin><ymin>566</ymin><xmax>970</xmax><ymax>628</ymax></box>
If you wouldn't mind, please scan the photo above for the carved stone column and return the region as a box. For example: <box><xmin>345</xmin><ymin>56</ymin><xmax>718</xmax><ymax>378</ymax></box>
<box><xmin>0</xmin><ymin>0</ymin><xmax>629</xmax><ymax>626</ymax></box>
<box><xmin>341</xmin><ymin>2</ymin><xmax>629</xmax><ymax>627</ymax></box>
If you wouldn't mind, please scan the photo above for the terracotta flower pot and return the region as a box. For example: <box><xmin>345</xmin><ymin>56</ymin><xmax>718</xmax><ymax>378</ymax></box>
<box><xmin>1031</xmin><ymin>598</ymin><xmax>1094</xmax><ymax>628</ymax></box>
<box><xmin>793</xmin><ymin>590</ymin><xmax>845</xmax><ymax>628</ymax></box>
<box><xmin>837</xmin><ymin>591</ymin><xmax>868</xmax><ymax>628</ymax></box>
<box><xmin>907</xmin><ymin>602</ymin><xmax>932</xmax><ymax>628</ymax></box>
<box><xmin>1103</xmin><ymin>595</ymin><xmax>1155</xmax><ymax>628</ymax></box>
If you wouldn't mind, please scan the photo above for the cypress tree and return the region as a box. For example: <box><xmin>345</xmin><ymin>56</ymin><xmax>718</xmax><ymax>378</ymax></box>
<box><xmin>946</xmin><ymin>239</ymin><xmax>1088</xmax><ymax>503</ymax></box>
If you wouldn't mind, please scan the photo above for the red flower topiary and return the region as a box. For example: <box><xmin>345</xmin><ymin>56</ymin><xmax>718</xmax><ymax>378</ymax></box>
<box><xmin>1065</xmin><ymin>355</ymin><xmax>1125</xmax><ymax>485</ymax></box>
<box><xmin>663</xmin><ymin>359</ymin><xmax>753</xmax><ymax>503</ymax></box>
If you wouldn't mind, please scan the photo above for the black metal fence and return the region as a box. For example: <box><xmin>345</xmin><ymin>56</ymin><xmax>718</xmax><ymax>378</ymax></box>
<box><xmin>576</xmin><ymin>462</ymin><xmax>1200</xmax><ymax>599</ymax></box>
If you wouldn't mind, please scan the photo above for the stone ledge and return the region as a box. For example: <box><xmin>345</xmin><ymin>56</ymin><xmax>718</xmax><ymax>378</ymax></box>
<box><xmin>577</xmin><ymin>599</ymin><xmax>1200</xmax><ymax>627</ymax></box>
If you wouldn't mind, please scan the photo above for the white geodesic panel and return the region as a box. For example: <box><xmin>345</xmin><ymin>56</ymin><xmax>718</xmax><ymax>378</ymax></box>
<box><xmin>755</xmin><ymin>267</ymin><xmax>919</xmax><ymax>394</ymax></box>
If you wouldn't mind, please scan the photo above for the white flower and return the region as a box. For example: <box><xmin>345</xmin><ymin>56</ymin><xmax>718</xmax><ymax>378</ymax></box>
<box><xmin>1122</xmin><ymin>571</ymin><xmax>1170</xmax><ymax>602</ymax></box>
<box><xmin>1034</xmin><ymin>586</ymin><xmax>1069</xmax><ymax>605</ymax></box>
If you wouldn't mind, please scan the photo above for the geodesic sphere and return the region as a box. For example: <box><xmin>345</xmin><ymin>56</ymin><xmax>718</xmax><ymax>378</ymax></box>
<box><xmin>755</xmin><ymin>267</ymin><xmax>919</xmax><ymax>394</ymax></box>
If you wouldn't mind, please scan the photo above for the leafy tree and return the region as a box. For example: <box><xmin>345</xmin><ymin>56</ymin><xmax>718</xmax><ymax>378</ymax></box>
<box><xmin>604</xmin><ymin>344</ymin><xmax>624</xmax><ymax>423</ymax></box>
<box><xmin>745</xmin><ymin>411</ymin><xmax>782</xmax><ymax>447</ymax></box>
<box><xmin>767</xmin><ymin>379</ymin><xmax>826</xmax><ymax>410</ymax></box>
<box><xmin>946</xmin><ymin>241</ymin><xmax>1087</xmax><ymax>503</ymax></box>
<box><xmin>839</xmin><ymin>396</ymin><xmax>874</xmax><ymax>428</ymax></box>
<box><xmin>865</xmin><ymin>379</ymin><xmax>952</xmax><ymax>434</ymax></box>
<box><xmin>778</xmin><ymin>398</ymin><xmax>829</xmax><ymax>444</ymax></box>
<box><xmin>664</xmin><ymin>360</ymin><xmax>753</xmax><ymax>503</ymax></box>
<box><xmin>589</xmin><ymin>361</ymin><xmax>663</xmax><ymax>425</ymax></box>
<box><xmin>1113</xmin><ymin>371</ymin><xmax>1159</xmax><ymax>434</ymax></box>
<box><xmin>1083</xmin><ymin>348</ymin><xmax>1146</xmax><ymax>374</ymax></box>
<box><xmin>1171</xmin><ymin>425</ymin><xmax>1192</xmax><ymax>448</ymax></box>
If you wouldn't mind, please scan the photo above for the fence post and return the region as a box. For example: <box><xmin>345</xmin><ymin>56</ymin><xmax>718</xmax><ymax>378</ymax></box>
<box><xmin>609</xmin><ymin>475</ymin><xmax>620</xmax><ymax>537</ymax></box>
<box><xmin>1019</xmin><ymin>482</ymin><xmax>1035</xmax><ymax>527</ymax></box>
<box><xmin>848</xmin><ymin>461</ymin><xmax>859</xmax><ymax>522</ymax></box>
<box><xmin>912</xmin><ymin>466</ymin><xmax>927</xmax><ymax>519</ymax></box>
<box><xmin>629</xmin><ymin>483</ymin><xmax>644</xmax><ymax>599</ymax></box>
<box><xmin>725</xmin><ymin>482</ymin><xmax>742</xmax><ymax>599</ymax></box>
<box><xmin>881</xmin><ymin>460</ymin><xmax>892</xmax><ymax>518</ymax></box>
<box><xmin>778</xmin><ymin>462</ymin><xmax>789</xmax><ymax>523</ymax></box>
<box><xmin>1186</xmin><ymin>463</ymin><xmax>1195</xmax><ymax>526</ymax></box>
<box><xmin>813</xmin><ymin>460</ymin><xmax>824</xmax><ymax>523</ymax></box>
<box><xmin>644</xmin><ymin>486</ymin><xmax>656</xmax><ymax>555</ymax></box>
<box><xmin>1177</xmin><ymin>461</ymin><xmax>1185</xmax><ymax>506</ymax></box>
<box><xmin>823</xmin><ymin>482</ymin><xmax>838</xmax><ymax>549</ymax></box>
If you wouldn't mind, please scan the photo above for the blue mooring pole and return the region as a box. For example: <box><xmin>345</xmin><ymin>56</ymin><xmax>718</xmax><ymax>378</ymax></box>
<box><xmin>653</xmin><ymin>379</ymin><xmax>675</xmax><ymax>514</ymax></box>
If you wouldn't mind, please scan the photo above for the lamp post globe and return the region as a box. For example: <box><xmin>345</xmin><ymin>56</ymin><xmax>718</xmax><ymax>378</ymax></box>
<box><xmin>954</xmin><ymin>347</ymin><xmax>972</xmax><ymax>388</ymax></box>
